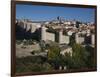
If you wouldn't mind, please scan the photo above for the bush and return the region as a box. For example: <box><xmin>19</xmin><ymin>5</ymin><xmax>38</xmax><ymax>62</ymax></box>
<box><xmin>23</xmin><ymin>39</ymin><xmax>35</xmax><ymax>45</ymax></box>
<box><xmin>16</xmin><ymin>56</ymin><xmax>53</xmax><ymax>73</ymax></box>
<box><xmin>16</xmin><ymin>40</ymin><xmax>22</xmax><ymax>45</ymax></box>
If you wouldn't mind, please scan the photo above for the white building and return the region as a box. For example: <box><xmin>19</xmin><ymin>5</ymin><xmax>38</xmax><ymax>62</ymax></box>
<box><xmin>75</xmin><ymin>33</ymin><xmax>85</xmax><ymax>44</ymax></box>
<box><xmin>59</xmin><ymin>34</ymin><xmax>69</xmax><ymax>44</ymax></box>
<box><xmin>91</xmin><ymin>34</ymin><xmax>95</xmax><ymax>45</ymax></box>
<box><xmin>41</xmin><ymin>26</ymin><xmax>70</xmax><ymax>44</ymax></box>
<box><xmin>60</xmin><ymin>46</ymin><xmax>72</xmax><ymax>56</ymax></box>
<box><xmin>41</xmin><ymin>25</ymin><xmax>47</xmax><ymax>41</ymax></box>
<box><xmin>17</xmin><ymin>19</ymin><xmax>41</xmax><ymax>33</ymax></box>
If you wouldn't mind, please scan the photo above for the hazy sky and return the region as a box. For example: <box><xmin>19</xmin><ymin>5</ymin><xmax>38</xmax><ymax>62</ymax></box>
<box><xmin>16</xmin><ymin>4</ymin><xmax>95</xmax><ymax>23</ymax></box>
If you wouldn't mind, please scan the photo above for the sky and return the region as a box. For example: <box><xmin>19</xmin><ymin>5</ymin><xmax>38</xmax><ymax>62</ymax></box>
<box><xmin>16</xmin><ymin>4</ymin><xmax>95</xmax><ymax>23</ymax></box>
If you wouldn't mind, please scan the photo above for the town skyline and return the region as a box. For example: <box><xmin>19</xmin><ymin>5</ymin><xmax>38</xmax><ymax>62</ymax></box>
<box><xmin>16</xmin><ymin>4</ymin><xmax>95</xmax><ymax>23</ymax></box>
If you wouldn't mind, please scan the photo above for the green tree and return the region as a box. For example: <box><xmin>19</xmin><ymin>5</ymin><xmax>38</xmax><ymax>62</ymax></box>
<box><xmin>39</xmin><ymin>40</ymin><xmax>46</xmax><ymax>52</ymax></box>
<box><xmin>47</xmin><ymin>44</ymin><xmax>61</xmax><ymax>69</ymax></box>
<box><xmin>58</xmin><ymin>53</ymin><xmax>72</xmax><ymax>69</ymax></box>
<box><xmin>71</xmin><ymin>43</ymin><xmax>88</xmax><ymax>68</ymax></box>
<box><xmin>42</xmin><ymin>62</ymin><xmax>53</xmax><ymax>71</ymax></box>
<box><xmin>69</xmin><ymin>34</ymin><xmax>75</xmax><ymax>46</ymax></box>
<box><xmin>47</xmin><ymin>45</ymin><xmax>60</xmax><ymax>61</ymax></box>
<box><xmin>85</xmin><ymin>45</ymin><xmax>96</xmax><ymax>68</ymax></box>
